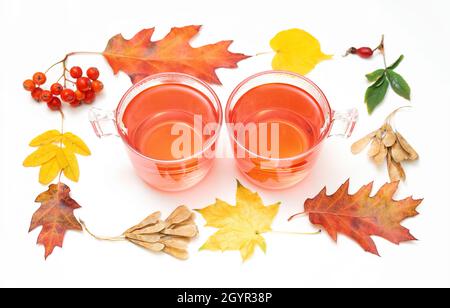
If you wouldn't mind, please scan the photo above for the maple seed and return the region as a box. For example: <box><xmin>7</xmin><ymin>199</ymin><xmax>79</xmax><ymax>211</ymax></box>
<box><xmin>81</xmin><ymin>205</ymin><xmax>198</xmax><ymax>260</ymax></box>
<box><xmin>351</xmin><ymin>108</ymin><xmax>418</xmax><ymax>182</ymax></box>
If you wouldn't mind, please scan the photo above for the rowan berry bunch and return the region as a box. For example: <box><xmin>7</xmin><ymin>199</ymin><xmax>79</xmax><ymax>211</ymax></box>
<box><xmin>23</xmin><ymin>66</ymin><xmax>104</xmax><ymax>111</ymax></box>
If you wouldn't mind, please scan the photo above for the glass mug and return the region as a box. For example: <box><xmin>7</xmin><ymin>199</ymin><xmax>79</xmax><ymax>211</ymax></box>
<box><xmin>226</xmin><ymin>71</ymin><xmax>358</xmax><ymax>190</ymax></box>
<box><xmin>89</xmin><ymin>73</ymin><xmax>222</xmax><ymax>191</ymax></box>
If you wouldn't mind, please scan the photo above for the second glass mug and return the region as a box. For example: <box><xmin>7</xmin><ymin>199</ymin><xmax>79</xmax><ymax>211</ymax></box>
<box><xmin>89</xmin><ymin>71</ymin><xmax>358</xmax><ymax>191</ymax></box>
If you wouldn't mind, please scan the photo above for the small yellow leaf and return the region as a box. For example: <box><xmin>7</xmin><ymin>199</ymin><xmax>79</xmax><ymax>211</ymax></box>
<box><xmin>23</xmin><ymin>144</ymin><xmax>59</xmax><ymax>167</ymax></box>
<box><xmin>61</xmin><ymin>148</ymin><xmax>79</xmax><ymax>182</ymax></box>
<box><xmin>62</xmin><ymin>133</ymin><xmax>91</xmax><ymax>156</ymax></box>
<box><xmin>270</xmin><ymin>29</ymin><xmax>332</xmax><ymax>75</ymax></box>
<box><xmin>39</xmin><ymin>158</ymin><xmax>62</xmax><ymax>185</ymax></box>
<box><xmin>197</xmin><ymin>180</ymin><xmax>280</xmax><ymax>261</ymax></box>
<box><xmin>29</xmin><ymin>130</ymin><xmax>62</xmax><ymax>147</ymax></box>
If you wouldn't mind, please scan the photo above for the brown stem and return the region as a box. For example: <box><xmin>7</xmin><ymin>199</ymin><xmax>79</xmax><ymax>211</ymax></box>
<box><xmin>288</xmin><ymin>212</ymin><xmax>308</xmax><ymax>221</ymax></box>
<box><xmin>79</xmin><ymin>219</ymin><xmax>126</xmax><ymax>242</ymax></box>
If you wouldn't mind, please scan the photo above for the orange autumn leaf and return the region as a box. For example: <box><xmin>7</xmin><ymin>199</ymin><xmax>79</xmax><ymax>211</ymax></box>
<box><xmin>29</xmin><ymin>183</ymin><xmax>82</xmax><ymax>259</ymax></box>
<box><xmin>104</xmin><ymin>25</ymin><xmax>250</xmax><ymax>85</ymax></box>
<box><xmin>290</xmin><ymin>180</ymin><xmax>422</xmax><ymax>256</ymax></box>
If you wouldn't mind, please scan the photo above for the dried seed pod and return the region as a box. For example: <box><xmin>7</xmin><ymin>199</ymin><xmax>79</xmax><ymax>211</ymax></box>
<box><xmin>391</xmin><ymin>141</ymin><xmax>410</xmax><ymax>163</ymax></box>
<box><xmin>130</xmin><ymin>239</ymin><xmax>165</xmax><ymax>252</ymax></box>
<box><xmin>396</xmin><ymin>132</ymin><xmax>419</xmax><ymax>160</ymax></box>
<box><xmin>163</xmin><ymin>225</ymin><xmax>198</xmax><ymax>238</ymax></box>
<box><xmin>133</xmin><ymin>221</ymin><xmax>167</xmax><ymax>235</ymax></box>
<box><xmin>382</xmin><ymin>125</ymin><xmax>397</xmax><ymax>147</ymax></box>
<box><xmin>125</xmin><ymin>233</ymin><xmax>162</xmax><ymax>243</ymax></box>
<box><xmin>351</xmin><ymin>131</ymin><xmax>377</xmax><ymax>154</ymax></box>
<box><xmin>125</xmin><ymin>211</ymin><xmax>161</xmax><ymax>234</ymax></box>
<box><xmin>388</xmin><ymin>153</ymin><xmax>406</xmax><ymax>182</ymax></box>
<box><xmin>165</xmin><ymin>205</ymin><xmax>193</xmax><ymax>225</ymax></box>
<box><xmin>163</xmin><ymin>246</ymin><xmax>189</xmax><ymax>260</ymax></box>
<box><xmin>160</xmin><ymin>236</ymin><xmax>190</xmax><ymax>250</ymax></box>
<box><xmin>368</xmin><ymin>137</ymin><xmax>382</xmax><ymax>157</ymax></box>
<box><xmin>373</xmin><ymin>144</ymin><xmax>388</xmax><ymax>165</ymax></box>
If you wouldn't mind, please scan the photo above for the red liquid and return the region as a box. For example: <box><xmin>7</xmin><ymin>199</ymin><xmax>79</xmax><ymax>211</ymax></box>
<box><xmin>231</xmin><ymin>83</ymin><xmax>324</xmax><ymax>159</ymax></box>
<box><xmin>122</xmin><ymin>84</ymin><xmax>218</xmax><ymax>160</ymax></box>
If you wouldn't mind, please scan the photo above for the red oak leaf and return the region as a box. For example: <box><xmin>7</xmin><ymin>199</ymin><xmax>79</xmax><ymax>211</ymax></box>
<box><xmin>29</xmin><ymin>183</ymin><xmax>82</xmax><ymax>259</ymax></box>
<box><xmin>103</xmin><ymin>25</ymin><xmax>250</xmax><ymax>85</ymax></box>
<box><xmin>290</xmin><ymin>180</ymin><xmax>422</xmax><ymax>256</ymax></box>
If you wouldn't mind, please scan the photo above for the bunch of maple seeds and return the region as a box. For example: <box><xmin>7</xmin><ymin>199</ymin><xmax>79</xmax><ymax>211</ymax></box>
<box><xmin>82</xmin><ymin>206</ymin><xmax>198</xmax><ymax>260</ymax></box>
<box><xmin>351</xmin><ymin>109</ymin><xmax>419</xmax><ymax>182</ymax></box>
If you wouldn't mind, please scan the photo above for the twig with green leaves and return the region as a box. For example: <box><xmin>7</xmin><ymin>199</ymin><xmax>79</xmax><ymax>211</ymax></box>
<box><xmin>364</xmin><ymin>36</ymin><xmax>411</xmax><ymax>114</ymax></box>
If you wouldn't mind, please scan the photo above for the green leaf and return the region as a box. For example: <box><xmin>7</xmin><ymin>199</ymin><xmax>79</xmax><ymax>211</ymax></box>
<box><xmin>387</xmin><ymin>55</ymin><xmax>404</xmax><ymax>70</ymax></box>
<box><xmin>365</xmin><ymin>75</ymin><xmax>389</xmax><ymax>114</ymax></box>
<box><xmin>366</xmin><ymin>69</ymin><xmax>385</xmax><ymax>82</ymax></box>
<box><xmin>386</xmin><ymin>69</ymin><xmax>411</xmax><ymax>100</ymax></box>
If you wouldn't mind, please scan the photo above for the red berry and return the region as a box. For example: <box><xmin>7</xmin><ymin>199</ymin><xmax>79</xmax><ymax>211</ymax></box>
<box><xmin>83</xmin><ymin>90</ymin><xmax>96</xmax><ymax>104</ymax></box>
<box><xmin>70</xmin><ymin>66</ymin><xmax>83</xmax><ymax>79</ymax></box>
<box><xmin>31</xmin><ymin>88</ymin><xmax>43</xmax><ymax>102</ymax></box>
<box><xmin>23</xmin><ymin>79</ymin><xmax>36</xmax><ymax>91</ymax></box>
<box><xmin>356</xmin><ymin>47</ymin><xmax>374</xmax><ymax>59</ymax></box>
<box><xmin>70</xmin><ymin>100</ymin><xmax>82</xmax><ymax>107</ymax></box>
<box><xmin>87</xmin><ymin>67</ymin><xmax>100</xmax><ymax>81</ymax></box>
<box><xmin>92</xmin><ymin>80</ymin><xmax>104</xmax><ymax>93</ymax></box>
<box><xmin>60</xmin><ymin>89</ymin><xmax>75</xmax><ymax>103</ymax></box>
<box><xmin>75</xmin><ymin>90</ymin><xmax>86</xmax><ymax>101</ymax></box>
<box><xmin>50</xmin><ymin>83</ymin><xmax>63</xmax><ymax>95</ymax></box>
<box><xmin>76</xmin><ymin>77</ymin><xmax>91</xmax><ymax>92</ymax></box>
<box><xmin>33</xmin><ymin>72</ymin><xmax>47</xmax><ymax>85</ymax></box>
<box><xmin>40</xmin><ymin>90</ymin><xmax>53</xmax><ymax>102</ymax></box>
<box><xmin>47</xmin><ymin>97</ymin><xmax>62</xmax><ymax>111</ymax></box>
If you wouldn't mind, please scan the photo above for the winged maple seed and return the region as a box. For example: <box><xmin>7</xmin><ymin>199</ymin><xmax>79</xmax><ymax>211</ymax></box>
<box><xmin>351</xmin><ymin>108</ymin><xmax>418</xmax><ymax>182</ymax></box>
<box><xmin>81</xmin><ymin>206</ymin><xmax>198</xmax><ymax>260</ymax></box>
<box><xmin>290</xmin><ymin>180</ymin><xmax>423</xmax><ymax>256</ymax></box>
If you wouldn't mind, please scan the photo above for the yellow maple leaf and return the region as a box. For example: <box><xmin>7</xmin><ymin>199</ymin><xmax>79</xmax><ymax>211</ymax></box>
<box><xmin>270</xmin><ymin>28</ymin><xmax>332</xmax><ymax>75</ymax></box>
<box><xmin>197</xmin><ymin>181</ymin><xmax>280</xmax><ymax>261</ymax></box>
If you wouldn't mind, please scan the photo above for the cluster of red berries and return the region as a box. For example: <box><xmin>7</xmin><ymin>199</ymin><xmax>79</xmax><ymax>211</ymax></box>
<box><xmin>23</xmin><ymin>67</ymin><xmax>104</xmax><ymax>111</ymax></box>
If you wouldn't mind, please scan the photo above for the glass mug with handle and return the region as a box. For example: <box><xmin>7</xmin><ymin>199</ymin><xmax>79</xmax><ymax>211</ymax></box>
<box><xmin>226</xmin><ymin>71</ymin><xmax>358</xmax><ymax>190</ymax></box>
<box><xmin>89</xmin><ymin>73</ymin><xmax>223</xmax><ymax>191</ymax></box>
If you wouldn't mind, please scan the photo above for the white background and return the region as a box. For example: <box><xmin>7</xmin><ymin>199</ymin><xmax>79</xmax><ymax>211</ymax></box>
<box><xmin>1</xmin><ymin>0</ymin><xmax>449</xmax><ymax>288</ymax></box>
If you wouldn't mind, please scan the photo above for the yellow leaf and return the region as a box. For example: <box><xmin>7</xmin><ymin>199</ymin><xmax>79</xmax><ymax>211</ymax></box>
<box><xmin>197</xmin><ymin>181</ymin><xmax>280</xmax><ymax>261</ymax></box>
<box><xmin>39</xmin><ymin>158</ymin><xmax>62</xmax><ymax>185</ymax></box>
<box><xmin>23</xmin><ymin>144</ymin><xmax>59</xmax><ymax>167</ymax></box>
<box><xmin>61</xmin><ymin>148</ymin><xmax>79</xmax><ymax>182</ymax></box>
<box><xmin>270</xmin><ymin>29</ymin><xmax>332</xmax><ymax>75</ymax></box>
<box><xmin>29</xmin><ymin>130</ymin><xmax>62</xmax><ymax>147</ymax></box>
<box><xmin>62</xmin><ymin>133</ymin><xmax>91</xmax><ymax>156</ymax></box>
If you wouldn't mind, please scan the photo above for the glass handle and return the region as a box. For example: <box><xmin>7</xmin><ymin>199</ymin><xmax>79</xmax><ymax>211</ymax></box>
<box><xmin>329</xmin><ymin>108</ymin><xmax>359</xmax><ymax>138</ymax></box>
<box><xmin>88</xmin><ymin>107</ymin><xmax>119</xmax><ymax>138</ymax></box>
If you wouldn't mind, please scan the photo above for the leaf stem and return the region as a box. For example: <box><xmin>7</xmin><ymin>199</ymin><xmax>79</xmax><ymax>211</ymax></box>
<box><xmin>271</xmin><ymin>229</ymin><xmax>321</xmax><ymax>236</ymax></box>
<box><xmin>255</xmin><ymin>51</ymin><xmax>275</xmax><ymax>57</ymax></box>
<box><xmin>288</xmin><ymin>212</ymin><xmax>308</xmax><ymax>221</ymax></box>
<box><xmin>79</xmin><ymin>219</ymin><xmax>126</xmax><ymax>242</ymax></box>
